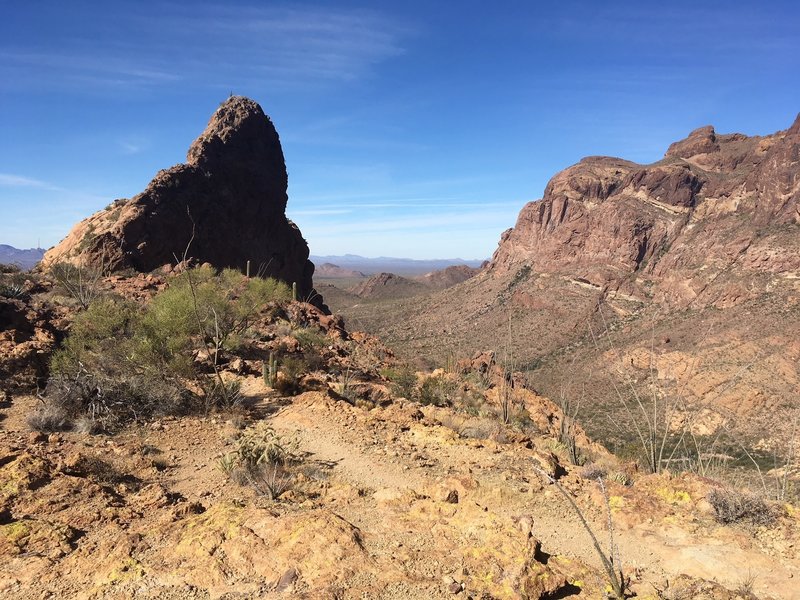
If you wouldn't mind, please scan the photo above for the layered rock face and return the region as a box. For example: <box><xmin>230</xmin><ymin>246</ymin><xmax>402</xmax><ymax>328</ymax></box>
<box><xmin>43</xmin><ymin>97</ymin><xmax>317</xmax><ymax>301</ymax></box>
<box><xmin>490</xmin><ymin>114</ymin><xmax>800</xmax><ymax>307</ymax></box>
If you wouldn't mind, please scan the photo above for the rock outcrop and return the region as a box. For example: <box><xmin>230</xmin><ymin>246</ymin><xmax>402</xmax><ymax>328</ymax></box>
<box><xmin>489</xmin><ymin>113</ymin><xmax>800</xmax><ymax>307</ymax></box>
<box><xmin>42</xmin><ymin>97</ymin><xmax>319</xmax><ymax>303</ymax></box>
<box><xmin>415</xmin><ymin>264</ymin><xmax>482</xmax><ymax>290</ymax></box>
<box><xmin>349</xmin><ymin>272</ymin><xmax>427</xmax><ymax>299</ymax></box>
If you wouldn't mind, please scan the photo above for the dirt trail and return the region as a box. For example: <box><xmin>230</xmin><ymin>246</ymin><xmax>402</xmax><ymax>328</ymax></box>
<box><xmin>265</xmin><ymin>392</ymin><xmax>800</xmax><ymax>600</ymax></box>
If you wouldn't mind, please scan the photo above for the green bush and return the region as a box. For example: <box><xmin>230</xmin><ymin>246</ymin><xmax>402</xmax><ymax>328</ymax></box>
<box><xmin>292</xmin><ymin>327</ymin><xmax>327</xmax><ymax>350</ymax></box>
<box><xmin>418</xmin><ymin>375</ymin><xmax>456</xmax><ymax>407</ymax></box>
<box><xmin>387</xmin><ymin>364</ymin><xmax>417</xmax><ymax>399</ymax></box>
<box><xmin>49</xmin><ymin>296</ymin><xmax>140</xmax><ymax>377</ymax></box>
<box><xmin>274</xmin><ymin>357</ymin><xmax>308</xmax><ymax>396</ymax></box>
<box><xmin>40</xmin><ymin>267</ymin><xmax>291</xmax><ymax>430</ymax></box>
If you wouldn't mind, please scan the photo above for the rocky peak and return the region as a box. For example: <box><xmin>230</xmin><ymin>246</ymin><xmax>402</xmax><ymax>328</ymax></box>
<box><xmin>665</xmin><ymin>125</ymin><xmax>719</xmax><ymax>158</ymax></box>
<box><xmin>186</xmin><ymin>96</ymin><xmax>289</xmax><ymax>214</ymax></box>
<box><xmin>788</xmin><ymin>112</ymin><xmax>800</xmax><ymax>135</ymax></box>
<box><xmin>42</xmin><ymin>96</ymin><xmax>322</xmax><ymax>308</ymax></box>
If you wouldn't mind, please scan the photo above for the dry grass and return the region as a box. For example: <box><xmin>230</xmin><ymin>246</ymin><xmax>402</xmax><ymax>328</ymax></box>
<box><xmin>706</xmin><ymin>487</ymin><xmax>781</xmax><ymax>526</ymax></box>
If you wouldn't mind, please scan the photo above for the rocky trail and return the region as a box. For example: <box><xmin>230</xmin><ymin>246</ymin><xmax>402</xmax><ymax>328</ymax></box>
<box><xmin>266</xmin><ymin>391</ymin><xmax>800</xmax><ymax>599</ymax></box>
<box><xmin>2</xmin><ymin>368</ymin><xmax>800</xmax><ymax>599</ymax></box>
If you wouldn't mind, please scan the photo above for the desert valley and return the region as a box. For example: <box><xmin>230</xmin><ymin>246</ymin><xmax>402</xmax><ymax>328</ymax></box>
<box><xmin>1</xmin><ymin>94</ymin><xmax>798</xmax><ymax>600</ymax></box>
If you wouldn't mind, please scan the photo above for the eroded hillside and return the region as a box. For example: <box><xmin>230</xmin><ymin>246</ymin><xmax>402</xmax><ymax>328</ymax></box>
<box><xmin>341</xmin><ymin>116</ymin><xmax>800</xmax><ymax>449</ymax></box>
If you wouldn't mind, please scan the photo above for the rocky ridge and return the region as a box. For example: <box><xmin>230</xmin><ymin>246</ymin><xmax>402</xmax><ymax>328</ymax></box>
<box><xmin>415</xmin><ymin>264</ymin><xmax>482</xmax><ymax>290</ymax></box>
<box><xmin>314</xmin><ymin>263</ymin><xmax>367</xmax><ymax>279</ymax></box>
<box><xmin>42</xmin><ymin>97</ymin><xmax>318</xmax><ymax>303</ymax></box>
<box><xmin>489</xmin><ymin>114</ymin><xmax>800</xmax><ymax>306</ymax></box>
<box><xmin>349</xmin><ymin>272</ymin><xmax>428</xmax><ymax>300</ymax></box>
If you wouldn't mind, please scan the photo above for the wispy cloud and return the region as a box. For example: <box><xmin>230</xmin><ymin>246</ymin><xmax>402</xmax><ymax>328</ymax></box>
<box><xmin>0</xmin><ymin>173</ymin><xmax>62</xmax><ymax>191</ymax></box>
<box><xmin>117</xmin><ymin>136</ymin><xmax>150</xmax><ymax>155</ymax></box>
<box><xmin>291</xmin><ymin>208</ymin><xmax>353</xmax><ymax>217</ymax></box>
<box><xmin>1</xmin><ymin>4</ymin><xmax>409</xmax><ymax>93</ymax></box>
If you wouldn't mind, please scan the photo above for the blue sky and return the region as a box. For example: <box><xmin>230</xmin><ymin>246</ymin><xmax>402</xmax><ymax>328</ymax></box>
<box><xmin>1</xmin><ymin>1</ymin><xmax>798</xmax><ymax>259</ymax></box>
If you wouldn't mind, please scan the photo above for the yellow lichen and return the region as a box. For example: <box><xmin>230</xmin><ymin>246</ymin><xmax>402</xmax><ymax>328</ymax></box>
<box><xmin>608</xmin><ymin>495</ymin><xmax>625</xmax><ymax>511</ymax></box>
<box><xmin>1</xmin><ymin>521</ymin><xmax>31</xmax><ymax>545</ymax></box>
<box><xmin>107</xmin><ymin>558</ymin><xmax>145</xmax><ymax>583</ymax></box>
<box><xmin>656</xmin><ymin>487</ymin><xmax>691</xmax><ymax>505</ymax></box>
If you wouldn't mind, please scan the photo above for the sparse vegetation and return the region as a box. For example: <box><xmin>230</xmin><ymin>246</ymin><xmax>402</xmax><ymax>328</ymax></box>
<box><xmin>219</xmin><ymin>421</ymin><xmax>299</xmax><ymax>501</ymax></box>
<box><xmin>707</xmin><ymin>487</ymin><xmax>781</xmax><ymax>526</ymax></box>
<box><xmin>49</xmin><ymin>259</ymin><xmax>106</xmax><ymax>310</ymax></box>
<box><xmin>36</xmin><ymin>266</ymin><xmax>291</xmax><ymax>430</ymax></box>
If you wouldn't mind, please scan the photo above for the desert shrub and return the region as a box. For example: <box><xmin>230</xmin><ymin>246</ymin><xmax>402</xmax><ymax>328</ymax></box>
<box><xmin>0</xmin><ymin>263</ymin><xmax>21</xmax><ymax>274</ymax></box>
<box><xmin>454</xmin><ymin>389</ymin><xmax>488</xmax><ymax>417</ymax></box>
<box><xmin>44</xmin><ymin>297</ymin><xmax>184</xmax><ymax>430</ymax></box>
<box><xmin>49</xmin><ymin>261</ymin><xmax>105</xmax><ymax>309</ymax></box>
<box><xmin>64</xmin><ymin>455</ymin><xmax>132</xmax><ymax>486</ymax></box>
<box><xmin>336</xmin><ymin>369</ymin><xmax>359</xmax><ymax>404</ymax></box>
<box><xmin>34</xmin><ymin>367</ymin><xmax>186</xmax><ymax>432</ymax></box>
<box><xmin>274</xmin><ymin>357</ymin><xmax>308</xmax><ymax>396</ymax></box>
<box><xmin>50</xmin><ymin>296</ymin><xmax>140</xmax><ymax>373</ymax></box>
<box><xmin>509</xmin><ymin>406</ymin><xmax>535</xmax><ymax>432</ymax></box>
<box><xmin>707</xmin><ymin>487</ymin><xmax>781</xmax><ymax>526</ymax></box>
<box><xmin>26</xmin><ymin>403</ymin><xmax>71</xmax><ymax>432</ymax></box>
<box><xmin>42</xmin><ymin>267</ymin><xmax>292</xmax><ymax>428</ymax></box>
<box><xmin>580</xmin><ymin>463</ymin><xmax>608</xmax><ymax>481</ymax></box>
<box><xmin>439</xmin><ymin>413</ymin><xmax>471</xmax><ymax>437</ymax></box>
<box><xmin>460</xmin><ymin>417</ymin><xmax>500</xmax><ymax>440</ymax></box>
<box><xmin>0</xmin><ymin>272</ymin><xmax>28</xmax><ymax>300</ymax></box>
<box><xmin>608</xmin><ymin>470</ymin><xmax>633</xmax><ymax>486</ymax></box>
<box><xmin>205</xmin><ymin>378</ymin><xmax>244</xmax><ymax>412</ymax></box>
<box><xmin>418</xmin><ymin>375</ymin><xmax>457</xmax><ymax>407</ymax></box>
<box><xmin>219</xmin><ymin>422</ymin><xmax>299</xmax><ymax>500</ymax></box>
<box><xmin>242</xmin><ymin>273</ymin><xmax>292</xmax><ymax>304</ymax></box>
<box><xmin>292</xmin><ymin>327</ymin><xmax>327</xmax><ymax>350</ymax></box>
<box><xmin>386</xmin><ymin>364</ymin><xmax>417</xmax><ymax>399</ymax></box>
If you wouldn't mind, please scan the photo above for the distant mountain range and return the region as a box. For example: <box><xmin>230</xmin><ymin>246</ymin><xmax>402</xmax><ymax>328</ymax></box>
<box><xmin>310</xmin><ymin>254</ymin><xmax>486</xmax><ymax>276</ymax></box>
<box><xmin>0</xmin><ymin>245</ymin><xmax>44</xmax><ymax>270</ymax></box>
<box><xmin>0</xmin><ymin>245</ymin><xmax>485</xmax><ymax>276</ymax></box>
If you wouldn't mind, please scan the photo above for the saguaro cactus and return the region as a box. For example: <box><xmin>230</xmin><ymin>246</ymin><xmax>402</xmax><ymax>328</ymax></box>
<box><xmin>263</xmin><ymin>351</ymin><xmax>278</xmax><ymax>388</ymax></box>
